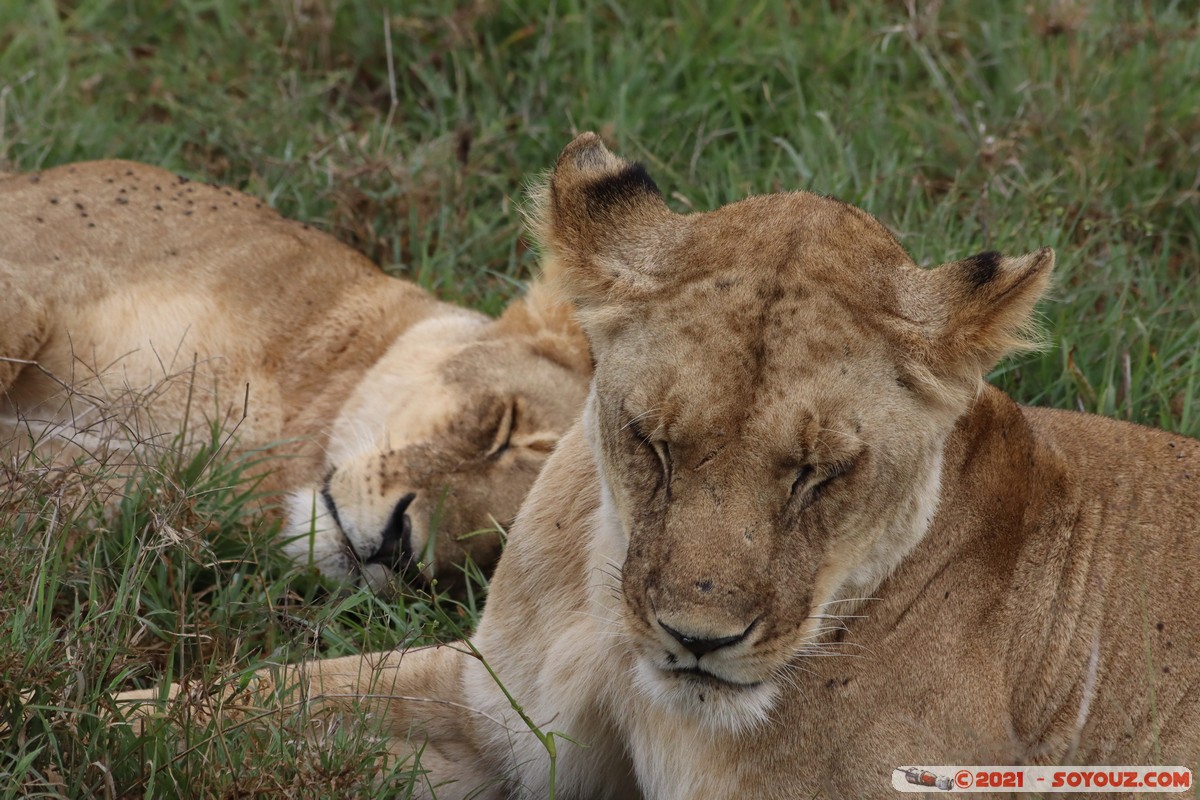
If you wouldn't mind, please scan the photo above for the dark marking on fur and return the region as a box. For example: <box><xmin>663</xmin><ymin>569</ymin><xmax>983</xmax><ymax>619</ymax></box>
<box><xmin>963</xmin><ymin>251</ymin><xmax>1001</xmax><ymax>289</ymax></box>
<box><xmin>739</xmin><ymin>279</ymin><xmax>790</xmax><ymax>398</ymax></box>
<box><xmin>756</xmin><ymin>283</ymin><xmax>785</xmax><ymax>304</ymax></box>
<box><xmin>320</xmin><ymin>472</ymin><xmax>344</xmax><ymax>533</ymax></box>
<box><xmin>49</xmin><ymin>197</ymin><xmax>58</xmax><ymax>204</ymax></box>
<box><xmin>583</xmin><ymin>163</ymin><xmax>660</xmax><ymax>217</ymax></box>
<box><xmin>116</xmin><ymin>196</ymin><xmax>129</xmax><ymax>205</ymax></box>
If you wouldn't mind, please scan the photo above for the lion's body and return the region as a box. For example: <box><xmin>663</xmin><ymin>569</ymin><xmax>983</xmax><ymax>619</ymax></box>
<box><xmin>117</xmin><ymin>137</ymin><xmax>1200</xmax><ymax>798</ymax></box>
<box><xmin>1</xmin><ymin>162</ymin><xmax>438</xmax><ymax>489</ymax></box>
<box><xmin>1</xmin><ymin>161</ymin><xmax>591</xmax><ymax>583</ymax></box>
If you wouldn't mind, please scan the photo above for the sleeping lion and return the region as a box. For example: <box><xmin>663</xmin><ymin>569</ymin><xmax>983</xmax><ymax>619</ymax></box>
<box><xmin>118</xmin><ymin>135</ymin><xmax>1200</xmax><ymax>797</ymax></box>
<box><xmin>0</xmin><ymin>161</ymin><xmax>591</xmax><ymax>588</ymax></box>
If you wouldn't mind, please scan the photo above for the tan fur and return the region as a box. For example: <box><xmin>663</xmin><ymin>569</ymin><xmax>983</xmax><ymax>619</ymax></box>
<box><xmin>118</xmin><ymin>136</ymin><xmax>1200</xmax><ymax>797</ymax></box>
<box><xmin>0</xmin><ymin>161</ymin><xmax>591</xmax><ymax>586</ymax></box>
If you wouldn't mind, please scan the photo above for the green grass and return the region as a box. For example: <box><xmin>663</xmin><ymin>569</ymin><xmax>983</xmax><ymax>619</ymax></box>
<box><xmin>1</xmin><ymin>0</ymin><xmax>1198</xmax><ymax>796</ymax></box>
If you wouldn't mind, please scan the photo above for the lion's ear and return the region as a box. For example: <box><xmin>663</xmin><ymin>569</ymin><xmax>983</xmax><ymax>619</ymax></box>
<box><xmin>905</xmin><ymin>248</ymin><xmax>1055</xmax><ymax>406</ymax></box>
<box><xmin>526</xmin><ymin>132</ymin><xmax>672</xmax><ymax>314</ymax></box>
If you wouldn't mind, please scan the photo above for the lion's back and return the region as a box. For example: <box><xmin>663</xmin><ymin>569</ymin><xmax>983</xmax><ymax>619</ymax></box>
<box><xmin>0</xmin><ymin>160</ymin><xmax>380</xmax><ymax>303</ymax></box>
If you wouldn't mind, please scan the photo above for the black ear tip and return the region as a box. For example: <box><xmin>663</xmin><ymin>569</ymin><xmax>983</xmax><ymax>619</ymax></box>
<box><xmin>962</xmin><ymin>250</ymin><xmax>1002</xmax><ymax>289</ymax></box>
<box><xmin>583</xmin><ymin>163</ymin><xmax>661</xmax><ymax>216</ymax></box>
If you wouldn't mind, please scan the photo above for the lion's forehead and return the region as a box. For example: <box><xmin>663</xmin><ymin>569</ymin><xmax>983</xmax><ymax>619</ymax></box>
<box><xmin>624</xmin><ymin>276</ymin><xmax>898</xmax><ymax>394</ymax></box>
<box><xmin>596</xmin><ymin>193</ymin><xmax>916</xmax><ymax>465</ymax></box>
<box><xmin>675</xmin><ymin>285</ymin><xmax>865</xmax><ymax>359</ymax></box>
<box><xmin>679</xmin><ymin>191</ymin><xmax>911</xmax><ymax>266</ymax></box>
<box><xmin>440</xmin><ymin>338</ymin><xmax>546</xmax><ymax>392</ymax></box>
<box><xmin>440</xmin><ymin>338</ymin><xmax>587</xmax><ymax>426</ymax></box>
<box><xmin>599</xmin><ymin>267</ymin><xmax>909</xmax><ymax>472</ymax></box>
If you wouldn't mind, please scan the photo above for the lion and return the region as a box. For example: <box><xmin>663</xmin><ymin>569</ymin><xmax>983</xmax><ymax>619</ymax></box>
<box><xmin>117</xmin><ymin>134</ymin><xmax>1200</xmax><ymax>798</ymax></box>
<box><xmin>0</xmin><ymin>161</ymin><xmax>591</xmax><ymax>588</ymax></box>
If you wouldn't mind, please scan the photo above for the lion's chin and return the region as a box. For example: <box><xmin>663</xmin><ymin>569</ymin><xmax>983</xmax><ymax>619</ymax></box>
<box><xmin>631</xmin><ymin>658</ymin><xmax>779</xmax><ymax>735</ymax></box>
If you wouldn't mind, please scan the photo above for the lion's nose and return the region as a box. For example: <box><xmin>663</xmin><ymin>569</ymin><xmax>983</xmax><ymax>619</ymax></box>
<box><xmin>657</xmin><ymin>618</ymin><xmax>756</xmax><ymax>659</ymax></box>
<box><xmin>366</xmin><ymin>492</ymin><xmax>416</xmax><ymax>570</ymax></box>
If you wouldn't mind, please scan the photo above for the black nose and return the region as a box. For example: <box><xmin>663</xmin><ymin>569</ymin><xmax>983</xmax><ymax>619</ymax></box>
<box><xmin>658</xmin><ymin>618</ymin><xmax>756</xmax><ymax>659</ymax></box>
<box><xmin>366</xmin><ymin>492</ymin><xmax>416</xmax><ymax>571</ymax></box>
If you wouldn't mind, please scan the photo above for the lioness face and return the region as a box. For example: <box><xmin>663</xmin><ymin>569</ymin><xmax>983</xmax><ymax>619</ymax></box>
<box><xmin>538</xmin><ymin>134</ymin><xmax>1052</xmax><ymax>730</ymax></box>
<box><xmin>283</xmin><ymin>304</ymin><xmax>590</xmax><ymax>591</ymax></box>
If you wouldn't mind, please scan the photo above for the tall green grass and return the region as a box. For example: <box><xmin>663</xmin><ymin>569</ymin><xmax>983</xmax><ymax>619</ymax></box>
<box><xmin>1</xmin><ymin>1</ymin><xmax>1197</xmax><ymax>796</ymax></box>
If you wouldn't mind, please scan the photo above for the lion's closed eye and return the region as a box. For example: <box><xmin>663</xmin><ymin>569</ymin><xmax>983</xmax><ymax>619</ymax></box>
<box><xmin>789</xmin><ymin>460</ymin><xmax>854</xmax><ymax>508</ymax></box>
<box><xmin>629</xmin><ymin>418</ymin><xmax>672</xmax><ymax>490</ymax></box>
<box><xmin>486</xmin><ymin>399</ymin><xmax>518</xmax><ymax>459</ymax></box>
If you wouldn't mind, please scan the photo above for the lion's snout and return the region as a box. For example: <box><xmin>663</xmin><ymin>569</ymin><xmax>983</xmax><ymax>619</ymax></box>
<box><xmin>657</xmin><ymin>616</ymin><xmax>758</xmax><ymax>659</ymax></box>
<box><xmin>642</xmin><ymin>575</ymin><xmax>767</xmax><ymax>661</ymax></box>
<box><xmin>361</xmin><ymin>491</ymin><xmax>416</xmax><ymax>571</ymax></box>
